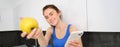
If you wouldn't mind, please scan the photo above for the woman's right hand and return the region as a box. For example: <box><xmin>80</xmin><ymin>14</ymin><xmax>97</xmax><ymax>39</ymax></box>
<box><xmin>20</xmin><ymin>17</ymin><xmax>43</xmax><ymax>39</ymax></box>
<box><xmin>21</xmin><ymin>28</ymin><xmax>43</xmax><ymax>39</ymax></box>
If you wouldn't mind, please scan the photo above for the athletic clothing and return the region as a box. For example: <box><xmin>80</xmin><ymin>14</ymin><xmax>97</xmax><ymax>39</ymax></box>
<box><xmin>52</xmin><ymin>24</ymin><xmax>71</xmax><ymax>47</ymax></box>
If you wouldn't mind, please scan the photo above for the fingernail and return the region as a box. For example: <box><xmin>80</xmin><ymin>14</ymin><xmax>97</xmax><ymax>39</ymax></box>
<box><xmin>27</xmin><ymin>36</ymin><xmax>30</xmax><ymax>39</ymax></box>
<box><xmin>21</xmin><ymin>32</ymin><xmax>27</xmax><ymax>37</ymax></box>
<box><xmin>24</xmin><ymin>32</ymin><xmax>27</xmax><ymax>34</ymax></box>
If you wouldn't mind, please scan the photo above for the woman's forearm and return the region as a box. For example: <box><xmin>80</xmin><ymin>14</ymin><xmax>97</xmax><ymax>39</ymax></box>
<box><xmin>37</xmin><ymin>34</ymin><xmax>48</xmax><ymax>47</ymax></box>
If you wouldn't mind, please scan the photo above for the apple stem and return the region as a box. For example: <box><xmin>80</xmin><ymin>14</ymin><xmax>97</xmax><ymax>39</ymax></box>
<box><xmin>31</xmin><ymin>27</ymin><xmax>35</xmax><ymax>30</ymax></box>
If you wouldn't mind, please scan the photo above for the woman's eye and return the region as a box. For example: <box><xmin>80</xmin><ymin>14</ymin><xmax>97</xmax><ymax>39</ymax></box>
<box><xmin>49</xmin><ymin>13</ymin><xmax>53</xmax><ymax>16</ymax></box>
<box><xmin>45</xmin><ymin>16</ymin><xmax>48</xmax><ymax>19</ymax></box>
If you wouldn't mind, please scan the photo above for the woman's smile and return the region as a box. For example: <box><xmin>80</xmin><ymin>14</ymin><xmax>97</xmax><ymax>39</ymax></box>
<box><xmin>50</xmin><ymin>18</ymin><xmax>56</xmax><ymax>25</ymax></box>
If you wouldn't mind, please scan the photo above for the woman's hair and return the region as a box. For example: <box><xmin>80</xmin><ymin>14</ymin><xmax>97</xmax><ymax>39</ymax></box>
<box><xmin>43</xmin><ymin>4</ymin><xmax>60</xmax><ymax>15</ymax></box>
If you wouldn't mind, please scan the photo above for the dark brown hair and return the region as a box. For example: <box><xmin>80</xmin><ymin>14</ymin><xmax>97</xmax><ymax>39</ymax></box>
<box><xmin>43</xmin><ymin>4</ymin><xmax>60</xmax><ymax>15</ymax></box>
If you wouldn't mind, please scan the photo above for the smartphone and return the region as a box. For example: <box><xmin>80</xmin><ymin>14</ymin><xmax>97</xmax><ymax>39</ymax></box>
<box><xmin>65</xmin><ymin>31</ymin><xmax>83</xmax><ymax>47</ymax></box>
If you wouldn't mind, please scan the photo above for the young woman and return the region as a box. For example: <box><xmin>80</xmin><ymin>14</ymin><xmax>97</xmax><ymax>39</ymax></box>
<box><xmin>21</xmin><ymin>4</ymin><xmax>83</xmax><ymax>47</ymax></box>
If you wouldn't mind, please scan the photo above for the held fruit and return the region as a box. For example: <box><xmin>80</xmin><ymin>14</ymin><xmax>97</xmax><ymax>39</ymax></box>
<box><xmin>20</xmin><ymin>17</ymin><xmax>38</xmax><ymax>34</ymax></box>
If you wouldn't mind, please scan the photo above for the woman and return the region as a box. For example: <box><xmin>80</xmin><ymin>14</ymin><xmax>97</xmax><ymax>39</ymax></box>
<box><xmin>21</xmin><ymin>4</ymin><xmax>83</xmax><ymax>47</ymax></box>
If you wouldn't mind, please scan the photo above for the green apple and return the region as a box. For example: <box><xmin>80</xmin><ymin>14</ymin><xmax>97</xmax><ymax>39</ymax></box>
<box><xmin>20</xmin><ymin>17</ymin><xmax>38</xmax><ymax>34</ymax></box>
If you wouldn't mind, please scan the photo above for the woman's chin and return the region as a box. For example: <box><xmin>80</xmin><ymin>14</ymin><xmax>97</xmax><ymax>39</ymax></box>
<box><xmin>51</xmin><ymin>24</ymin><xmax>56</xmax><ymax>26</ymax></box>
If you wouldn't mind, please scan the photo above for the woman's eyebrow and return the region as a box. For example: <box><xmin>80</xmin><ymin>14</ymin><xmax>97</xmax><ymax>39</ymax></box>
<box><xmin>49</xmin><ymin>11</ymin><xmax>54</xmax><ymax>15</ymax></box>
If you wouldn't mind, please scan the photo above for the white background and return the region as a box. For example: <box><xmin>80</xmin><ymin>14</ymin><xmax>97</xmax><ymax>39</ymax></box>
<box><xmin>0</xmin><ymin>0</ymin><xmax>120</xmax><ymax>32</ymax></box>
<box><xmin>0</xmin><ymin>0</ymin><xmax>87</xmax><ymax>31</ymax></box>
<box><xmin>87</xmin><ymin>0</ymin><xmax>120</xmax><ymax>32</ymax></box>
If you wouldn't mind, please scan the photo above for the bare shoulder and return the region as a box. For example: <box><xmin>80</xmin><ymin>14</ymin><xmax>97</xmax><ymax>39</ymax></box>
<box><xmin>70</xmin><ymin>25</ymin><xmax>78</xmax><ymax>33</ymax></box>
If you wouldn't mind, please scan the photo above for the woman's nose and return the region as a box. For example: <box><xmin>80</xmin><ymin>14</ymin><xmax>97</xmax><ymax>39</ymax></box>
<box><xmin>49</xmin><ymin>17</ymin><xmax>52</xmax><ymax>22</ymax></box>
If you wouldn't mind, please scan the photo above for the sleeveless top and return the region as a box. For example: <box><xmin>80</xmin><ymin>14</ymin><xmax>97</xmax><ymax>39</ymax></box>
<box><xmin>52</xmin><ymin>24</ymin><xmax>71</xmax><ymax>47</ymax></box>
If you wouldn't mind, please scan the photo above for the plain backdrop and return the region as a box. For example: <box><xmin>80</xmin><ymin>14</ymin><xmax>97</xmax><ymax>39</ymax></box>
<box><xmin>0</xmin><ymin>0</ymin><xmax>120</xmax><ymax>32</ymax></box>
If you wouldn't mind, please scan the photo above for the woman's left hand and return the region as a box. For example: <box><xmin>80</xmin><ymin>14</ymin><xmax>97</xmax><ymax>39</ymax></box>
<box><xmin>68</xmin><ymin>39</ymin><xmax>83</xmax><ymax>47</ymax></box>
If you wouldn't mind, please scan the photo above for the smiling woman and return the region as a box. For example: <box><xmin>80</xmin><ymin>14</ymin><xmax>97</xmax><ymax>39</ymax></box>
<box><xmin>0</xmin><ymin>0</ymin><xmax>120</xmax><ymax>47</ymax></box>
<box><xmin>20</xmin><ymin>4</ymin><xmax>83</xmax><ymax>47</ymax></box>
<box><xmin>0</xmin><ymin>0</ymin><xmax>85</xmax><ymax>47</ymax></box>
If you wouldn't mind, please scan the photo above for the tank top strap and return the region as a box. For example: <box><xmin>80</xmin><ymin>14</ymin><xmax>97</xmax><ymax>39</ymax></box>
<box><xmin>52</xmin><ymin>24</ymin><xmax>71</xmax><ymax>38</ymax></box>
<box><xmin>52</xmin><ymin>26</ymin><xmax>56</xmax><ymax>38</ymax></box>
<box><xmin>64</xmin><ymin>24</ymin><xmax>71</xmax><ymax>38</ymax></box>
<box><xmin>67</xmin><ymin>24</ymin><xmax>71</xmax><ymax>32</ymax></box>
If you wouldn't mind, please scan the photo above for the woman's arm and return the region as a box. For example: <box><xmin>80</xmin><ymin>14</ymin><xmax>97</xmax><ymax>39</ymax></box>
<box><xmin>37</xmin><ymin>27</ymin><xmax>53</xmax><ymax>47</ymax></box>
<box><xmin>20</xmin><ymin>17</ymin><xmax>52</xmax><ymax>47</ymax></box>
<box><xmin>21</xmin><ymin>27</ymin><xmax>53</xmax><ymax>47</ymax></box>
<box><xmin>68</xmin><ymin>25</ymin><xmax>83</xmax><ymax>47</ymax></box>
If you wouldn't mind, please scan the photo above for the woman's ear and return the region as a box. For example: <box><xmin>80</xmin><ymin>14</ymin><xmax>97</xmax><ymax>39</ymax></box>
<box><xmin>58</xmin><ymin>11</ymin><xmax>62</xmax><ymax>17</ymax></box>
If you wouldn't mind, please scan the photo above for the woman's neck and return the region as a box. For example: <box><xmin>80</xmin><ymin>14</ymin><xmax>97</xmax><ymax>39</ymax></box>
<box><xmin>55</xmin><ymin>20</ymin><xmax>67</xmax><ymax>30</ymax></box>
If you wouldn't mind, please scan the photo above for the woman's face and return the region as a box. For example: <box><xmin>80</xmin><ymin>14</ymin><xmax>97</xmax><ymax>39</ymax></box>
<box><xmin>43</xmin><ymin>8</ymin><xmax>61</xmax><ymax>26</ymax></box>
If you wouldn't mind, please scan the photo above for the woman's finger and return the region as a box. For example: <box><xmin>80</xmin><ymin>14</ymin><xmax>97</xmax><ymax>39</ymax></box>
<box><xmin>68</xmin><ymin>41</ymin><xmax>78</xmax><ymax>46</ymax></box>
<box><xmin>72</xmin><ymin>40</ymin><xmax>80</xmax><ymax>44</ymax></box>
<box><xmin>27</xmin><ymin>28</ymin><xmax>37</xmax><ymax>39</ymax></box>
<box><xmin>68</xmin><ymin>43</ymin><xmax>75</xmax><ymax>47</ymax></box>
<box><xmin>34</xmin><ymin>32</ymin><xmax>41</xmax><ymax>39</ymax></box>
<box><xmin>21</xmin><ymin>32</ymin><xmax>27</xmax><ymax>37</ymax></box>
<box><xmin>33</xmin><ymin>28</ymin><xmax>42</xmax><ymax>39</ymax></box>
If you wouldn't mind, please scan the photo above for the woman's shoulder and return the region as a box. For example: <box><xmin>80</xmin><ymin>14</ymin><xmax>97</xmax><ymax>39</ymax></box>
<box><xmin>69</xmin><ymin>25</ymin><xmax>78</xmax><ymax>33</ymax></box>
